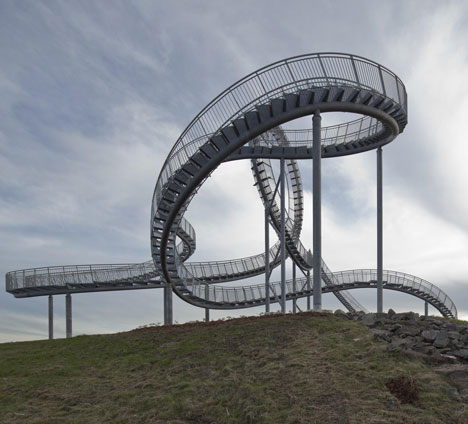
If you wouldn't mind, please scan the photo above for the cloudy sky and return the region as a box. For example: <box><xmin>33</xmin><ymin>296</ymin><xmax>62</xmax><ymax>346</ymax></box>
<box><xmin>2</xmin><ymin>0</ymin><xmax>468</xmax><ymax>342</ymax></box>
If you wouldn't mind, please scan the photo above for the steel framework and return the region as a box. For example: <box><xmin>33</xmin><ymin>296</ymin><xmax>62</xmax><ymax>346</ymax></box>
<box><xmin>5</xmin><ymin>53</ymin><xmax>457</xmax><ymax>338</ymax></box>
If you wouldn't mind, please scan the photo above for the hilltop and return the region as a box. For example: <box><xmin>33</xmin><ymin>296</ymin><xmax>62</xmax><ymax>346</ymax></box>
<box><xmin>1</xmin><ymin>311</ymin><xmax>468</xmax><ymax>423</ymax></box>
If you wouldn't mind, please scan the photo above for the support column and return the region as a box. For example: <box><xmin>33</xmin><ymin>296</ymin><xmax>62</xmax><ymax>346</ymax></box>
<box><xmin>424</xmin><ymin>301</ymin><xmax>429</xmax><ymax>318</ymax></box>
<box><xmin>48</xmin><ymin>295</ymin><xmax>53</xmax><ymax>340</ymax></box>
<box><xmin>65</xmin><ymin>294</ymin><xmax>72</xmax><ymax>338</ymax></box>
<box><xmin>164</xmin><ymin>283</ymin><xmax>173</xmax><ymax>325</ymax></box>
<box><xmin>292</xmin><ymin>263</ymin><xmax>297</xmax><ymax>313</ymax></box>
<box><xmin>313</xmin><ymin>110</ymin><xmax>322</xmax><ymax>310</ymax></box>
<box><xmin>265</xmin><ymin>207</ymin><xmax>270</xmax><ymax>313</ymax></box>
<box><xmin>377</xmin><ymin>146</ymin><xmax>383</xmax><ymax>314</ymax></box>
<box><xmin>280</xmin><ymin>157</ymin><xmax>286</xmax><ymax>313</ymax></box>
<box><xmin>204</xmin><ymin>284</ymin><xmax>210</xmax><ymax>322</ymax></box>
<box><xmin>307</xmin><ymin>270</ymin><xmax>311</xmax><ymax>310</ymax></box>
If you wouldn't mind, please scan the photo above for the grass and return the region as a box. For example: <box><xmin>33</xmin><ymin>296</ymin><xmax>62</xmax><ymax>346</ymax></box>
<box><xmin>0</xmin><ymin>311</ymin><xmax>467</xmax><ymax>423</ymax></box>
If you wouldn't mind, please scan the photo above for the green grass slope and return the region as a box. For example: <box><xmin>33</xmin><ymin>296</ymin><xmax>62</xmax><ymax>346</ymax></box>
<box><xmin>1</xmin><ymin>312</ymin><xmax>467</xmax><ymax>424</ymax></box>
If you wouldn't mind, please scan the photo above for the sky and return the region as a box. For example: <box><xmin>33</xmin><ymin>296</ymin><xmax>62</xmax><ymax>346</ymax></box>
<box><xmin>2</xmin><ymin>0</ymin><xmax>468</xmax><ymax>342</ymax></box>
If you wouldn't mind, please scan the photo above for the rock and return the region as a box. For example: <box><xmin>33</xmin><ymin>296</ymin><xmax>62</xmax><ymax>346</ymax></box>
<box><xmin>387</xmin><ymin>308</ymin><xmax>396</xmax><ymax>317</ymax></box>
<box><xmin>334</xmin><ymin>309</ymin><xmax>347</xmax><ymax>319</ymax></box>
<box><xmin>388</xmin><ymin>324</ymin><xmax>402</xmax><ymax>332</ymax></box>
<box><xmin>448</xmin><ymin>331</ymin><xmax>460</xmax><ymax>340</ymax></box>
<box><xmin>362</xmin><ymin>313</ymin><xmax>379</xmax><ymax>327</ymax></box>
<box><xmin>453</xmin><ymin>349</ymin><xmax>468</xmax><ymax>360</ymax></box>
<box><xmin>370</xmin><ymin>328</ymin><xmax>393</xmax><ymax>342</ymax></box>
<box><xmin>448</xmin><ymin>370</ymin><xmax>468</xmax><ymax>391</ymax></box>
<box><xmin>397</xmin><ymin>326</ymin><xmax>421</xmax><ymax>337</ymax></box>
<box><xmin>387</xmin><ymin>337</ymin><xmax>410</xmax><ymax>352</ymax></box>
<box><xmin>434</xmin><ymin>330</ymin><xmax>449</xmax><ymax>348</ymax></box>
<box><xmin>422</xmin><ymin>329</ymin><xmax>438</xmax><ymax>342</ymax></box>
<box><xmin>392</xmin><ymin>312</ymin><xmax>419</xmax><ymax>321</ymax></box>
<box><xmin>461</xmin><ymin>389</ymin><xmax>468</xmax><ymax>396</ymax></box>
<box><xmin>447</xmin><ymin>322</ymin><xmax>458</xmax><ymax>331</ymax></box>
<box><xmin>414</xmin><ymin>345</ymin><xmax>437</xmax><ymax>356</ymax></box>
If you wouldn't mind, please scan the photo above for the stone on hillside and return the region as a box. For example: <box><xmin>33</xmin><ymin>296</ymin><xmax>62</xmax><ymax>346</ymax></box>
<box><xmin>334</xmin><ymin>309</ymin><xmax>347</xmax><ymax>319</ymax></box>
<box><xmin>448</xmin><ymin>331</ymin><xmax>460</xmax><ymax>340</ymax></box>
<box><xmin>448</xmin><ymin>370</ymin><xmax>468</xmax><ymax>391</ymax></box>
<box><xmin>362</xmin><ymin>313</ymin><xmax>379</xmax><ymax>327</ymax></box>
<box><xmin>387</xmin><ymin>308</ymin><xmax>396</xmax><ymax>317</ymax></box>
<box><xmin>397</xmin><ymin>326</ymin><xmax>420</xmax><ymax>337</ymax></box>
<box><xmin>387</xmin><ymin>337</ymin><xmax>410</xmax><ymax>352</ymax></box>
<box><xmin>422</xmin><ymin>329</ymin><xmax>438</xmax><ymax>342</ymax></box>
<box><xmin>446</xmin><ymin>322</ymin><xmax>458</xmax><ymax>331</ymax></box>
<box><xmin>434</xmin><ymin>330</ymin><xmax>449</xmax><ymax>348</ymax></box>
<box><xmin>453</xmin><ymin>349</ymin><xmax>468</xmax><ymax>360</ymax></box>
<box><xmin>393</xmin><ymin>312</ymin><xmax>419</xmax><ymax>321</ymax></box>
<box><xmin>388</xmin><ymin>324</ymin><xmax>402</xmax><ymax>332</ymax></box>
<box><xmin>414</xmin><ymin>345</ymin><xmax>437</xmax><ymax>356</ymax></box>
<box><xmin>370</xmin><ymin>328</ymin><xmax>392</xmax><ymax>342</ymax></box>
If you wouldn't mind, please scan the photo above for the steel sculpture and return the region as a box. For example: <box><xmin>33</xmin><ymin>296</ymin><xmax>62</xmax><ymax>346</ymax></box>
<box><xmin>5</xmin><ymin>53</ymin><xmax>457</xmax><ymax>340</ymax></box>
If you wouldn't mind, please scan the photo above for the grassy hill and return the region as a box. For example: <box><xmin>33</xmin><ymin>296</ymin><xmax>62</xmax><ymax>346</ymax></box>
<box><xmin>1</xmin><ymin>311</ymin><xmax>467</xmax><ymax>424</ymax></box>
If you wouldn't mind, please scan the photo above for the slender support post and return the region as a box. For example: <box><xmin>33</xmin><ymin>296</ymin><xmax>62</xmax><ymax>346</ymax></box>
<box><xmin>265</xmin><ymin>207</ymin><xmax>270</xmax><ymax>313</ymax></box>
<box><xmin>204</xmin><ymin>284</ymin><xmax>210</xmax><ymax>322</ymax></box>
<box><xmin>48</xmin><ymin>295</ymin><xmax>53</xmax><ymax>340</ymax></box>
<box><xmin>313</xmin><ymin>110</ymin><xmax>322</xmax><ymax>310</ymax></box>
<box><xmin>307</xmin><ymin>270</ymin><xmax>311</xmax><ymax>310</ymax></box>
<box><xmin>65</xmin><ymin>294</ymin><xmax>72</xmax><ymax>338</ymax></box>
<box><xmin>280</xmin><ymin>157</ymin><xmax>286</xmax><ymax>313</ymax></box>
<box><xmin>424</xmin><ymin>301</ymin><xmax>429</xmax><ymax>318</ymax></box>
<box><xmin>377</xmin><ymin>147</ymin><xmax>383</xmax><ymax>313</ymax></box>
<box><xmin>292</xmin><ymin>263</ymin><xmax>297</xmax><ymax>313</ymax></box>
<box><xmin>164</xmin><ymin>283</ymin><xmax>173</xmax><ymax>325</ymax></box>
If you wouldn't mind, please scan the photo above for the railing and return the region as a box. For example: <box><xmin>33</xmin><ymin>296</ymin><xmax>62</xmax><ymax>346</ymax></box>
<box><xmin>6</xmin><ymin>261</ymin><xmax>157</xmax><ymax>291</ymax></box>
<box><xmin>260</xmin><ymin>116</ymin><xmax>382</xmax><ymax>148</ymax></box>
<box><xmin>152</xmin><ymin>53</ymin><xmax>407</xmax><ymax>213</ymax></box>
<box><xmin>332</xmin><ymin>269</ymin><xmax>457</xmax><ymax>318</ymax></box>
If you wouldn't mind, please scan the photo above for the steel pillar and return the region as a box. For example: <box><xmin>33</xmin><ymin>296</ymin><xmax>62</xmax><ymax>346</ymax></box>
<box><xmin>425</xmin><ymin>301</ymin><xmax>429</xmax><ymax>318</ymax></box>
<box><xmin>164</xmin><ymin>283</ymin><xmax>173</xmax><ymax>325</ymax></box>
<box><xmin>280</xmin><ymin>157</ymin><xmax>286</xmax><ymax>313</ymax></box>
<box><xmin>307</xmin><ymin>270</ymin><xmax>311</xmax><ymax>310</ymax></box>
<box><xmin>265</xmin><ymin>207</ymin><xmax>270</xmax><ymax>313</ymax></box>
<box><xmin>313</xmin><ymin>111</ymin><xmax>322</xmax><ymax>310</ymax></box>
<box><xmin>292</xmin><ymin>263</ymin><xmax>297</xmax><ymax>313</ymax></box>
<box><xmin>65</xmin><ymin>294</ymin><xmax>72</xmax><ymax>338</ymax></box>
<box><xmin>204</xmin><ymin>284</ymin><xmax>210</xmax><ymax>322</ymax></box>
<box><xmin>48</xmin><ymin>295</ymin><xmax>53</xmax><ymax>340</ymax></box>
<box><xmin>377</xmin><ymin>147</ymin><xmax>383</xmax><ymax>313</ymax></box>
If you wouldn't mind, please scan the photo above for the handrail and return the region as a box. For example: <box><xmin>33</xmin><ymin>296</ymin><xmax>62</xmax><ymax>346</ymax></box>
<box><xmin>152</xmin><ymin>53</ymin><xmax>407</xmax><ymax>212</ymax></box>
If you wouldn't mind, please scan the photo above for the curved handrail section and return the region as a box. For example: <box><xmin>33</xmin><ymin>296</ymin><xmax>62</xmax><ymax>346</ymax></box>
<box><xmin>153</xmin><ymin>52</ymin><xmax>407</xmax><ymax>210</ymax></box>
<box><xmin>190</xmin><ymin>269</ymin><xmax>456</xmax><ymax>318</ymax></box>
<box><xmin>331</xmin><ymin>269</ymin><xmax>457</xmax><ymax>318</ymax></box>
<box><xmin>151</xmin><ymin>53</ymin><xmax>408</xmax><ymax>310</ymax></box>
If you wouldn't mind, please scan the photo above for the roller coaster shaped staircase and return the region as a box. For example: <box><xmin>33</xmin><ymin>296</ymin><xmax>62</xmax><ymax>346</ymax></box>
<box><xmin>5</xmin><ymin>53</ymin><xmax>457</xmax><ymax>324</ymax></box>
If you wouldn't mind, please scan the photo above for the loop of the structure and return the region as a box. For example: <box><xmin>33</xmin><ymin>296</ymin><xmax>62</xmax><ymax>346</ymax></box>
<box><xmin>150</xmin><ymin>53</ymin><xmax>412</xmax><ymax>310</ymax></box>
<box><xmin>5</xmin><ymin>53</ymin><xmax>458</xmax><ymax>319</ymax></box>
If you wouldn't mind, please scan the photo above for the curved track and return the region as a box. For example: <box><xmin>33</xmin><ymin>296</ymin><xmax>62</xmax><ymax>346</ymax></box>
<box><xmin>5</xmin><ymin>53</ymin><xmax>458</xmax><ymax>319</ymax></box>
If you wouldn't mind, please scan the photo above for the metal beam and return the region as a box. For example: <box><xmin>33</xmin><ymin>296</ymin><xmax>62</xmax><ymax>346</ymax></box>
<box><xmin>265</xmin><ymin>207</ymin><xmax>270</xmax><ymax>313</ymax></box>
<box><xmin>48</xmin><ymin>295</ymin><xmax>53</xmax><ymax>340</ymax></box>
<box><xmin>377</xmin><ymin>146</ymin><xmax>383</xmax><ymax>313</ymax></box>
<box><xmin>204</xmin><ymin>284</ymin><xmax>210</xmax><ymax>322</ymax></box>
<box><xmin>280</xmin><ymin>157</ymin><xmax>286</xmax><ymax>313</ymax></box>
<box><xmin>292</xmin><ymin>263</ymin><xmax>297</xmax><ymax>313</ymax></box>
<box><xmin>313</xmin><ymin>111</ymin><xmax>322</xmax><ymax>310</ymax></box>
<box><xmin>65</xmin><ymin>294</ymin><xmax>72</xmax><ymax>338</ymax></box>
<box><xmin>307</xmin><ymin>270</ymin><xmax>311</xmax><ymax>310</ymax></box>
<box><xmin>425</xmin><ymin>301</ymin><xmax>429</xmax><ymax>318</ymax></box>
<box><xmin>164</xmin><ymin>283</ymin><xmax>173</xmax><ymax>325</ymax></box>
